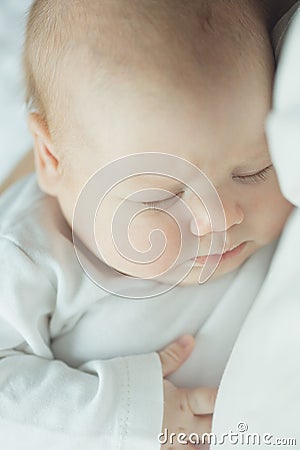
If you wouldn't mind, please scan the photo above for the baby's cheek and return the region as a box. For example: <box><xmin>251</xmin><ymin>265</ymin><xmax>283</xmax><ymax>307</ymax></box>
<box><xmin>239</xmin><ymin>181</ymin><xmax>292</xmax><ymax>246</ymax></box>
<box><xmin>269</xmin><ymin>197</ymin><xmax>294</xmax><ymax>236</ymax></box>
<box><xmin>254</xmin><ymin>192</ymin><xmax>293</xmax><ymax>244</ymax></box>
<box><xmin>128</xmin><ymin>211</ymin><xmax>183</xmax><ymax>271</ymax></box>
<box><xmin>94</xmin><ymin>207</ymin><xmax>183</xmax><ymax>278</ymax></box>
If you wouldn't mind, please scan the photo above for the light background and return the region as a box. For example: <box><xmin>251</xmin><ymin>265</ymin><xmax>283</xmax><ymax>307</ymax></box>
<box><xmin>0</xmin><ymin>0</ymin><xmax>33</xmax><ymax>183</ymax></box>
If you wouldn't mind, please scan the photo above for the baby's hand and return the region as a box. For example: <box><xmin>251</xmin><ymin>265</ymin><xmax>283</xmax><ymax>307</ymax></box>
<box><xmin>158</xmin><ymin>336</ymin><xmax>217</xmax><ymax>449</ymax></box>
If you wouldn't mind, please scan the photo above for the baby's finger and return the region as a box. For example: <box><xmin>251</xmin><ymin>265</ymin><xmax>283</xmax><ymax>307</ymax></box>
<box><xmin>187</xmin><ymin>415</ymin><xmax>213</xmax><ymax>446</ymax></box>
<box><xmin>185</xmin><ymin>387</ymin><xmax>218</xmax><ymax>415</ymax></box>
<box><xmin>158</xmin><ymin>335</ymin><xmax>195</xmax><ymax>378</ymax></box>
<box><xmin>166</xmin><ymin>416</ymin><xmax>212</xmax><ymax>448</ymax></box>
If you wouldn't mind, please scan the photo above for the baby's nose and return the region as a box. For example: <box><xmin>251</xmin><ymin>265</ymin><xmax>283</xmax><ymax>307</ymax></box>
<box><xmin>190</xmin><ymin>206</ymin><xmax>212</xmax><ymax>236</ymax></box>
<box><xmin>189</xmin><ymin>196</ymin><xmax>244</xmax><ymax>236</ymax></box>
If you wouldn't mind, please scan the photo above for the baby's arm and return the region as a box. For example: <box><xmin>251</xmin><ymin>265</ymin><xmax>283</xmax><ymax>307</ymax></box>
<box><xmin>0</xmin><ymin>237</ymin><xmax>163</xmax><ymax>450</ymax></box>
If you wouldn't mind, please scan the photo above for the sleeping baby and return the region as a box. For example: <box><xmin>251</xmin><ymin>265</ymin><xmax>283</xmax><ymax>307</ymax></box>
<box><xmin>0</xmin><ymin>1</ymin><xmax>294</xmax><ymax>449</ymax></box>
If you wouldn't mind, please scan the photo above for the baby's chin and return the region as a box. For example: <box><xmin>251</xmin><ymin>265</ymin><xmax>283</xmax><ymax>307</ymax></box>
<box><xmin>113</xmin><ymin>246</ymin><xmax>251</xmax><ymax>288</ymax></box>
<box><xmin>176</xmin><ymin>263</ymin><xmax>238</xmax><ymax>286</ymax></box>
<box><xmin>176</xmin><ymin>241</ymin><xmax>258</xmax><ymax>286</ymax></box>
<box><xmin>106</xmin><ymin>241</ymin><xmax>258</xmax><ymax>288</ymax></box>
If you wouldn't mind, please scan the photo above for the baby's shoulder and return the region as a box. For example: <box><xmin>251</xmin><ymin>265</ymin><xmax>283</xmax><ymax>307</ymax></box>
<box><xmin>0</xmin><ymin>174</ymin><xmax>73</xmax><ymax>263</ymax></box>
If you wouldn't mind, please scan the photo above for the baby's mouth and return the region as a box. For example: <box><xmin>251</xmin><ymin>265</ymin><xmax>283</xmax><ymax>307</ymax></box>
<box><xmin>193</xmin><ymin>242</ymin><xmax>247</xmax><ymax>265</ymax></box>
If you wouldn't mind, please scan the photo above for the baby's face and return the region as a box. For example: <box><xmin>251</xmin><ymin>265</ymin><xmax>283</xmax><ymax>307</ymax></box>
<box><xmin>54</xmin><ymin>38</ymin><xmax>293</xmax><ymax>286</ymax></box>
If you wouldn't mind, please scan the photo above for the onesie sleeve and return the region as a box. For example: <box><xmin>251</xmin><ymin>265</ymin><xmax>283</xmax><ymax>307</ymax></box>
<box><xmin>0</xmin><ymin>237</ymin><xmax>163</xmax><ymax>450</ymax></box>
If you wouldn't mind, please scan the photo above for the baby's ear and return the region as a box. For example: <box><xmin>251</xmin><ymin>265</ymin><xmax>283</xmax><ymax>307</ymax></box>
<box><xmin>27</xmin><ymin>113</ymin><xmax>61</xmax><ymax>196</ymax></box>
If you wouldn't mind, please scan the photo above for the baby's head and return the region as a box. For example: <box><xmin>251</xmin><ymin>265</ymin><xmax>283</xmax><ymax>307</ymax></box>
<box><xmin>24</xmin><ymin>0</ymin><xmax>293</xmax><ymax>286</ymax></box>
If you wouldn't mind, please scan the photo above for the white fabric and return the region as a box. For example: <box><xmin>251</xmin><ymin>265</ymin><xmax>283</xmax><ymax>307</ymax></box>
<box><xmin>272</xmin><ymin>2</ymin><xmax>300</xmax><ymax>60</ymax></box>
<box><xmin>0</xmin><ymin>174</ymin><xmax>277</xmax><ymax>449</ymax></box>
<box><xmin>0</xmin><ymin>0</ymin><xmax>33</xmax><ymax>182</ymax></box>
<box><xmin>211</xmin><ymin>4</ymin><xmax>300</xmax><ymax>448</ymax></box>
<box><xmin>268</xmin><ymin>6</ymin><xmax>300</xmax><ymax>207</ymax></box>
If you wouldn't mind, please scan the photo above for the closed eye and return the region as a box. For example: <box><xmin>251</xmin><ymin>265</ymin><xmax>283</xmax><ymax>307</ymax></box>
<box><xmin>233</xmin><ymin>165</ymin><xmax>273</xmax><ymax>184</ymax></box>
<box><xmin>142</xmin><ymin>191</ymin><xmax>184</xmax><ymax>209</ymax></box>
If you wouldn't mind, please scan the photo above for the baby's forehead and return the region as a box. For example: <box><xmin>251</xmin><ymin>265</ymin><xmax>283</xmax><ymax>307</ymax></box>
<box><xmin>26</xmin><ymin>0</ymin><xmax>209</xmax><ymax>117</ymax></box>
<box><xmin>29</xmin><ymin>0</ymin><xmax>263</xmax><ymax>83</ymax></box>
<box><xmin>25</xmin><ymin>0</ymin><xmax>269</xmax><ymax>142</ymax></box>
<box><xmin>66</xmin><ymin>2</ymin><xmax>212</xmax><ymax>74</ymax></box>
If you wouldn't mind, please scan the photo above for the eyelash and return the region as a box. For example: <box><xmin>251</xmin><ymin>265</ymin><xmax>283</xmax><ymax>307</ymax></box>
<box><xmin>233</xmin><ymin>165</ymin><xmax>273</xmax><ymax>184</ymax></box>
<box><xmin>142</xmin><ymin>165</ymin><xmax>273</xmax><ymax>209</ymax></box>
<box><xmin>142</xmin><ymin>192</ymin><xmax>184</xmax><ymax>210</ymax></box>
